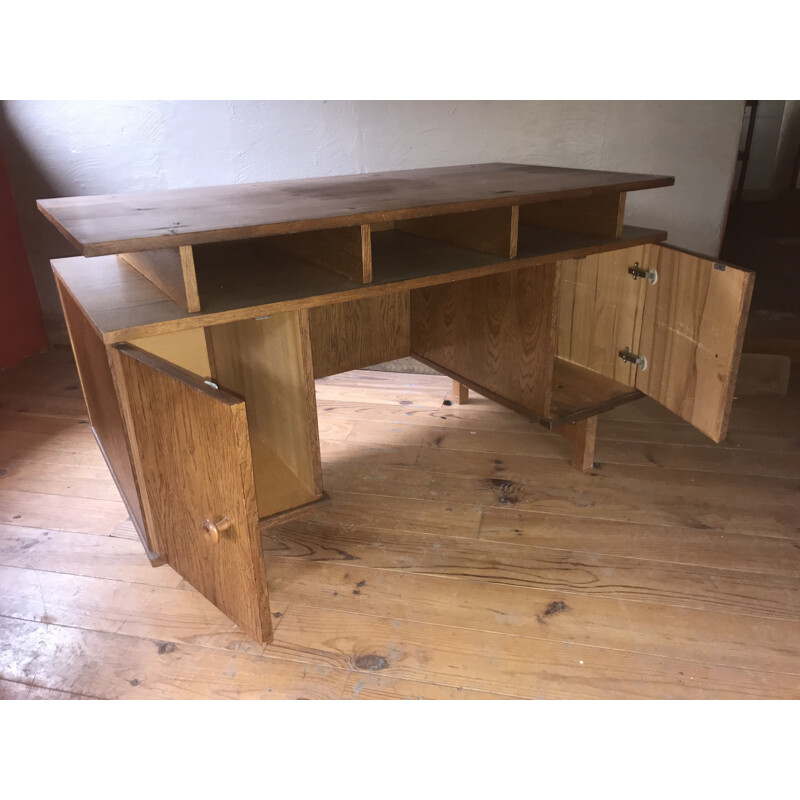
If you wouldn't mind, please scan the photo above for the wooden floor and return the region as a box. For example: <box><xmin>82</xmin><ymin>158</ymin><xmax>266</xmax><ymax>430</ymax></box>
<box><xmin>1</xmin><ymin>347</ymin><xmax>799</xmax><ymax>700</ymax></box>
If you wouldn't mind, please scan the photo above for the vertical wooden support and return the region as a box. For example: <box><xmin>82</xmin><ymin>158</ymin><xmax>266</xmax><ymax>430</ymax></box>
<box><xmin>557</xmin><ymin>416</ymin><xmax>598</xmax><ymax>472</ymax></box>
<box><xmin>119</xmin><ymin>246</ymin><xmax>200</xmax><ymax>312</ymax></box>
<box><xmin>452</xmin><ymin>380</ymin><xmax>469</xmax><ymax>404</ymax></box>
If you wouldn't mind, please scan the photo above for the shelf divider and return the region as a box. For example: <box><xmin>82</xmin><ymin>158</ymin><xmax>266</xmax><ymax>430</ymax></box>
<box><xmin>119</xmin><ymin>246</ymin><xmax>200</xmax><ymax>312</ymax></box>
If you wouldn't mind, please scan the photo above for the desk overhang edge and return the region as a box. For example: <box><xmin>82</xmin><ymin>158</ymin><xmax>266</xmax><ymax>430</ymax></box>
<box><xmin>39</xmin><ymin>174</ymin><xmax>675</xmax><ymax>258</ymax></box>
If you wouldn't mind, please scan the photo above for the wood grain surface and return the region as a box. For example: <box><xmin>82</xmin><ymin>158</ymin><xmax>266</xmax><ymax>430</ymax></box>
<box><xmin>557</xmin><ymin>246</ymin><xmax>647</xmax><ymax>386</ymax></box>
<box><xmin>113</xmin><ymin>344</ymin><xmax>272</xmax><ymax>642</ymax></box>
<box><xmin>1</xmin><ymin>350</ymin><xmax>799</xmax><ymax>698</ymax></box>
<box><xmin>119</xmin><ymin>246</ymin><xmax>200</xmax><ymax>312</ymax></box>
<box><xmin>636</xmin><ymin>244</ymin><xmax>755</xmax><ymax>442</ymax></box>
<box><xmin>56</xmin><ymin>279</ymin><xmax>151</xmax><ymax>554</ymax></box>
<box><xmin>397</xmin><ymin>206</ymin><xmax>519</xmax><ymax>258</ymax></box>
<box><xmin>267</xmin><ymin>225</ymin><xmax>372</xmax><ymax>283</ymax></box>
<box><xmin>51</xmin><ymin>224</ymin><xmax>667</xmax><ymax>344</ymax></box>
<box><xmin>410</xmin><ymin>264</ymin><xmax>559</xmax><ymax>418</ymax></box>
<box><xmin>38</xmin><ymin>162</ymin><xmax>673</xmax><ymax>256</ymax></box>
<box><xmin>521</xmin><ymin>191</ymin><xmax>626</xmax><ymax>238</ymax></box>
<box><xmin>308</xmin><ymin>293</ymin><xmax>411</xmax><ymax>378</ymax></box>
<box><xmin>208</xmin><ymin>312</ymin><xmax>323</xmax><ymax>516</ymax></box>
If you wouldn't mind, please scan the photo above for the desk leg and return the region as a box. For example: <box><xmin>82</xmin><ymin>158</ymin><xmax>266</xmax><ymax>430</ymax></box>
<box><xmin>452</xmin><ymin>379</ymin><xmax>469</xmax><ymax>405</ymax></box>
<box><xmin>557</xmin><ymin>416</ymin><xmax>597</xmax><ymax>472</ymax></box>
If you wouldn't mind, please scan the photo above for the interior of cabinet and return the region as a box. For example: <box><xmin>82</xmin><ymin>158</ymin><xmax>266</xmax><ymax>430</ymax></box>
<box><xmin>128</xmin><ymin>327</ymin><xmax>213</xmax><ymax>378</ymax></box>
<box><xmin>548</xmin><ymin>246</ymin><xmax>646</xmax><ymax>425</ymax></box>
<box><xmin>208</xmin><ymin>311</ymin><xmax>323</xmax><ymax>519</ymax></box>
<box><xmin>548</xmin><ymin>358</ymin><xmax>641</xmax><ymax>425</ymax></box>
<box><xmin>131</xmin><ymin>313</ymin><xmax>324</xmax><ymax>521</ymax></box>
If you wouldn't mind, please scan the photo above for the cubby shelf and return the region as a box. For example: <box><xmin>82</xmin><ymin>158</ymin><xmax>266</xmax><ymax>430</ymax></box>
<box><xmin>53</xmin><ymin>223</ymin><xmax>667</xmax><ymax>344</ymax></box>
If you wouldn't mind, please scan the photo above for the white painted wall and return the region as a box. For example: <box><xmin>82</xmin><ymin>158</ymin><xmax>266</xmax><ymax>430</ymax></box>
<box><xmin>0</xmin><ymin>100</ymin><xmax>744</xmax><ymax>341</ymax></box>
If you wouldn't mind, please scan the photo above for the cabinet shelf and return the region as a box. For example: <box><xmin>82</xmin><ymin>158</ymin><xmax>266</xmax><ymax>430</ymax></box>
<box><xmin>547</xmin><ymin>358</ymin><xmax>642</xmax><ymax>427</ymax></box>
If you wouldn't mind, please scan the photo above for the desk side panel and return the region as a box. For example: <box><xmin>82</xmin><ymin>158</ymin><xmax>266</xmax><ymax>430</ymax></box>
<box><xmin>55</xmin><ymin>277</ymin><xmax>156</xmax><ymax>560</ymax></box>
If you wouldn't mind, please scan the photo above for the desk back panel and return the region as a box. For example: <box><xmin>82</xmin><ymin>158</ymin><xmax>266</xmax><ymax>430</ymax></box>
<box><xmin>308</xmin><ymin>293</ymin><xmax>411</xmax><ymax>378</ymax></box>
<box><xmin>520</xmin><ymin>192</ymin><xmax>626</xmax><ymax>239</ymax></box>
<box><xmin>396</xmin><ymin>206</ymin><xmax>519</xmax><ymax>259</ymax></box>
<box><xmin>410</xmin><ymin>264</ymin><xmax>559</xmax><ymax>418</ymax></box>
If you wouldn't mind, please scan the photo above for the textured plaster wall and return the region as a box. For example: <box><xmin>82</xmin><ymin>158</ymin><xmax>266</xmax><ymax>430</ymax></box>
<box><xmin>0</xmin><ymin>100</ymin><xmax>744</xmax><ymax>341</ymax></box>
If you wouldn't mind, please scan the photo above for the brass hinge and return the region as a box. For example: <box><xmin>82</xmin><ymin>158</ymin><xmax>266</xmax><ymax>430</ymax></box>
<box><xmin>628</xmin><ymin>262</ymin><xmax>658</xmax><ymax>284</ymax></box>
<box><xmin>618</xmin><ymin>347</ymin><xmax>647</xmax><ymax>370</ymax></box>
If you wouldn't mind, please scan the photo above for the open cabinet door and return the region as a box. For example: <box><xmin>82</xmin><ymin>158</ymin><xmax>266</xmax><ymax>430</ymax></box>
<box><xmin>113</xmin><ymin>343</ymin><xmax>272</xmax><ymax>643</ymax></box>
<box><xmin>635</xmin><ymin>244</ymin><xmax>754</xmax><ymax>443</ymax></box>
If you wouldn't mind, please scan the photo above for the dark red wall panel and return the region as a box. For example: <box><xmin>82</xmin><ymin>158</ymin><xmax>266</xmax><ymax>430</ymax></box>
<box><xmin>0</xmin><ymin>147</ymin><xmax>47</xmax><ymax>369</ymax></box>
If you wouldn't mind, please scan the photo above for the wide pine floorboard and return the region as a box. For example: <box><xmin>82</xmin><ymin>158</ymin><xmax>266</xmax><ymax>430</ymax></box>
<box><xmin>1</xmin><ymin>348</ymin><xmax>798</xmax><ymax>699</ymax></box>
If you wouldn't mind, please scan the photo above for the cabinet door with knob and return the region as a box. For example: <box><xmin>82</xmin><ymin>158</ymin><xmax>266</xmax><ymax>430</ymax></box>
<box><xmin>112</xmin><ymin>343</ymin><xmax>272</xmax><ymax>643</ymax></box>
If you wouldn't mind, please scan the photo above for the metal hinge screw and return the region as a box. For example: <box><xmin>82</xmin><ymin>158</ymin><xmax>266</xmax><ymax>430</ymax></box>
<box><xmin>619</xmin><ymin>347</ymin><xmax>648</xmax><ymax>370</ymax></box>
<box><xmin>628</xmin><ymin>262</ymin><xmax>658</xmax><ymax>284</ymax></box>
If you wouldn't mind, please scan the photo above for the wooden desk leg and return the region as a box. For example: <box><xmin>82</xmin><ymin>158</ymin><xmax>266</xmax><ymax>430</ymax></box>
<box><xmin>452</xmin><ymin>379</ymin><xmax>469</xmax><ymax>405</ymax></box>
<box><xmin>557</xmin><ymin>416</ymin><xmax>598</xmax><ymax>472</ymax></box>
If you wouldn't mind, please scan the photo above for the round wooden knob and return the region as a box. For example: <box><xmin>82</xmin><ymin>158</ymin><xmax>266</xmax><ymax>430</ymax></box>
<box><xmin>201</xmin><ymin>517</ymin><xmax>232</xmax><ymax>544</ymax></box>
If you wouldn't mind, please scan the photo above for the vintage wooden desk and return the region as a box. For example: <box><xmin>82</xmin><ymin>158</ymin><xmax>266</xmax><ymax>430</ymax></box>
<box><xmin>39</xmin><ymin>163</ymin><xmax>754</xmax><ymax>642</ymax></box>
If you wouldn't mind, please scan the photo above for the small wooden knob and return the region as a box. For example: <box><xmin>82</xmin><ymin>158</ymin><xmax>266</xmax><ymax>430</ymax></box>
<box><xmin>202</xmin><ymin>517</ymin><xmax>232</xmax><ymax>544</ymax></box>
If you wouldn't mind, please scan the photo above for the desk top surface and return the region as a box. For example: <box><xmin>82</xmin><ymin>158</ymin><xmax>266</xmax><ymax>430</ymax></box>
<box><xmin>38</xmin><ymin>162</ymin><xmax>673</xmax><ymax>256</ymax></box>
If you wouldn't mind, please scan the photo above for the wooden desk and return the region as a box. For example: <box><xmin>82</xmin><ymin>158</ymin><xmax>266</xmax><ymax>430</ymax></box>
<box><xmin>40</xmin><ymin>163</ymin><xmax>754</xmax><ymax>642</ymax></box>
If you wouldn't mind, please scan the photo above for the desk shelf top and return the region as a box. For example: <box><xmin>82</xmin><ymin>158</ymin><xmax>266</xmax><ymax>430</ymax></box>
<box><xmin>38</xmin><ymin>162</ymin><xmax>673</xmax><ymax>257</ymax></box>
